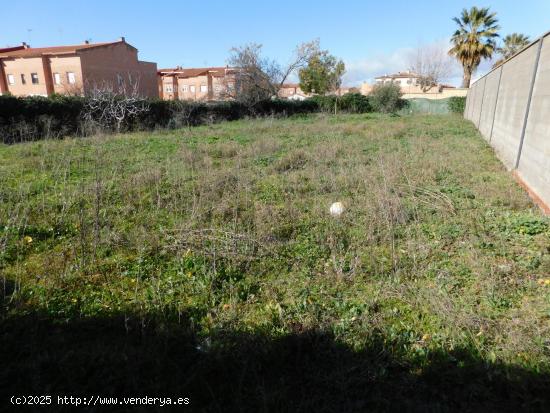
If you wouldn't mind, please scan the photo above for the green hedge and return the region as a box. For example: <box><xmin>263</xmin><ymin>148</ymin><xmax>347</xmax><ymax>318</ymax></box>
<box><xmin>0</xmin><ymin>91</ymin><xmax>418</xmax><ymax>143</ymax></box>
<box><xmin>310</xmin><ymin>93</ymin><xmax>372</xmax><ymax>113</ymax></box>
<box><xmin>0</xmin><ymin>95</ymin><xmax>85</xmax><ymax>142</ymax></box>
<box><xmin>0</xmin><ymin>96</ymin><xmax>320</xmax><ymax>143</ymax></box>
<box><xmin>448</xmin><ymin>96</ymin><xmax>466</xmax><ymax>114</ymax></box>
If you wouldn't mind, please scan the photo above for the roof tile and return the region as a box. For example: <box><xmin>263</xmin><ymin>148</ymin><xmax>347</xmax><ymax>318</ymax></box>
<box><xmin>0</xmin><ymin>41</ymin><xmax>126</xmax><ymax>58</ymax></box>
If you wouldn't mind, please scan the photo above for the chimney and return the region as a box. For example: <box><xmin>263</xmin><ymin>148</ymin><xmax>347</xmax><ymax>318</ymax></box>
<box><xmin>22</xmin><ymin>42</ymin><xmax>29</xmax><ymax>49</ymax></box>
<box><xmin>119</xmin><ymin>36</ymin><xmax>125</xmax><ymax>42</ymax></box>
<box><xmin>84</xmin><ymin>40</ymin><xmax>90</xmax><ymax>44</ymax></box>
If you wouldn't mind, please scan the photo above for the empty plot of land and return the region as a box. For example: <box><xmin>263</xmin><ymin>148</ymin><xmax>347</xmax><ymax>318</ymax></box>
<box><xmin>1</xmin><ymin>114</ymin><xmax>549</xmax><ymax>411</ymax></box>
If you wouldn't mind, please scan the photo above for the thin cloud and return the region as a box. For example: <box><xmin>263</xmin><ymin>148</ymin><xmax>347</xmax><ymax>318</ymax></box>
<box><xmin>343</xmin><ymin>48</ymin><xmax>413</xmax><ymax>86</ymax></box>
<box><xmin>343</xmin><ymin>39</ymin><xmax>463</xmax><ymax>87</ymax></box>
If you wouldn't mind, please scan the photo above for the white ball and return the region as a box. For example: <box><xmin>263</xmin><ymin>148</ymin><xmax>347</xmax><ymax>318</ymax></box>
<box><xmin>329</xmin><ymin>202</ymin><xmax>345</xmax><ymax>217</ymax></box>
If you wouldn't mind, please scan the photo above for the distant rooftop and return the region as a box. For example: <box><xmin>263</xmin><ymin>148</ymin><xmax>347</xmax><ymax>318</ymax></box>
<box><xmin>375</xmin><ymin>70</ymin><xmax>422</xmax><ymax>79</ymax></box>
<box><xmin>0</xmin><ymin>38</ymin><xmax>133</xmax><ymax>58</ymax></box>
<box><xmin>159</xmin><ymin>66</ymin><xmax>236</xmax><ymax>78</ymax></box>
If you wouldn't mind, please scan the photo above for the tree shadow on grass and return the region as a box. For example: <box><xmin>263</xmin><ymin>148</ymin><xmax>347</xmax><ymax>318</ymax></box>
<box><xmin>1</xmin><ymin>312</ymin><xmax>549</xmax><ymax>412</ymax></box>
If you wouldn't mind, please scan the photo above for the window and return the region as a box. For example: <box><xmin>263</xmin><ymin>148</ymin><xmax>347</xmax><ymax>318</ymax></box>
<box><xmin>165</xmin><ymin>85</ymin><xmax>173</xmax><ymax>93</ymax></box>
<box><xmin>67</xmin><ymin>72</ymin><xmax>76</xmax><ymax>84</ymax></box>
<box><xmin>182</xmin><ymin>85</ymin><xmax>189</xmax><ymax>92</ymax></box>
<box><xmin>21</xmin><ymin>74</ymin><xmax>26</xmax><ymax>84</ymax></box>
<box><xmin>190</xmin><ymin>85</ymin><xmax>196</xmax><ymax>93</ymax></box>
<box><xmin>31</xmin><ymin>73</ymin><xmax>39</xmax><ymax>84</ymax></box>
<box><xmin>406</xmin><ymin>79</ymin><xmax>412</xmax><ymax>85</ymax></box>
<box><xmin>53</xmin><ymin>73</ymin><xmax>61</xmax><ymax>85</ymax></box>
<box><xmin>200</xmin><ymin>84</ymin><xmax>208</xmax><ymax>93</ymax></box>
<box><xmin>7</xmin><ymin>74</ymin><xmax>15</xmax><ymax>85</ymax></box>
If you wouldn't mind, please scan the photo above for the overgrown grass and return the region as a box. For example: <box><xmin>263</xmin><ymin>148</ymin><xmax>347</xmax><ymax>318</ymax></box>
<box><xmin>1</xmin><ymin>113</ymin><xmax>549</xmax><ymax>411</ymax></box>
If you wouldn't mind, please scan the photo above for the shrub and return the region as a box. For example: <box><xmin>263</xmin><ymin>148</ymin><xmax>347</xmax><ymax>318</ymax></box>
<box><xmin>308</xmin><ymin>93</ymin><xmax>372</xmax><ymax>114</ymax></box>
<box><xmin>368</xmin><ymin>83</ymin><xmax>405</xmax><ymax>114</ymax></box>
<box><xmin>448</xmin><ymin>96</ymin><xmax>466</xmax><ymax>114</ymax></box>
<box><xmin>308</xmin><ymin>95</ymin><xmax>337</xmax><ymax>113</ymax></box>
<box><xmin>338</xmin><ymin>93</ymin><xmax>372</xmax><ymax>113</ymax></box>
<box><xmin>252</xmin><ymin>99</ymin><xmax>318</xmax><ymax>117</ymax></box>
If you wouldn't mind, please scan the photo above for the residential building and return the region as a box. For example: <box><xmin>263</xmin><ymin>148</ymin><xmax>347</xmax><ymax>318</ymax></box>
<box><xmin>158</xmin><ymin>67</ymin><xmax>238</xmax><ymax>101</ymax></box>
<box><xmin>374</xmin><ymin>70</ymin><xmax>423</xmax><ymax>89</ymax></box>
<box><xmin>278</xmin><ymin>83</ymin><xmax>309</xmax><ymax>100</ymax></box>
<box><xmin>334</xmin><ymin>86</ymin><xmax>359</xmax><ymax>96</ymax></box>
<box><xmin>278</xmin><ymin>84</ymin><xmax>358</xmax><ymax>100</ymax></box>
<box><xmin>0</xmin><ymin>38</ymin><xmax>157</xmax><ymax>97</ymax></box>
<box><xmin>366</xmin><ymin>70</ymin><xmax>468</xmax><ymax>100</ymax></box>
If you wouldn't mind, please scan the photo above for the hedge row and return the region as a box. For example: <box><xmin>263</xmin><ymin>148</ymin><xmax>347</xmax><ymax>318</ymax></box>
<box><xmin>0</xmin><ymin>88</ymin><xmax>415</xmax><ymax>143</ymax></box>
<box><xmin>0</xmin><ymin>95</ymin><xmax>320</xmax><ymax>143</ymax></box>
<box><xmin>0</xmin><ymin>95</ymin><xmax>85</xmax><ymax>142</ymax></box>
<box><xmin>309</xmin><ymin>93</ymin><xmax>373</xmax><ymax>113</ymax></box>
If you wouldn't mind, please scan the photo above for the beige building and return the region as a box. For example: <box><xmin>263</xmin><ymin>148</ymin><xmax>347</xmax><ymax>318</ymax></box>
<box><xmin>363</xmin><ymin>70</ymin><xmax>468</xmax><ymax>100</ymax></box>
<box><xmin>158</xmin><ymin>67</ymin><xmax>238</xmax><ymax>101</ymax></box>
<box><xmin>374</xmin><ymin>70</ymin><xmax>423</xmax><ymax>88</ymax></box>
<box><xmin>278</xmin><ymin>83</ymin><xmax>309</xmax><ymax>100</ymax></box>
<box><xmin>278</xmin><ymin>84</ymin><xmax>358</xmax><ymax>100</ymax></box>
<box><xmin>0</xmin><ymin>38</ymin><xmax>157</xmax><ymax>98</ymax></box>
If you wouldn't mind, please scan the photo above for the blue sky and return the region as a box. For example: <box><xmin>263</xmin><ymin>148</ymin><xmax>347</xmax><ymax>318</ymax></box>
<box><xmin>2</xmin><ymin>1</ymin><xmax>549</xmax><ymax>86</ymax></box>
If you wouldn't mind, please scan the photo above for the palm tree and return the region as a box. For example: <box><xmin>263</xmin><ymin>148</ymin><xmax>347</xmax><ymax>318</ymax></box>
<box><xmin>493</xmin><ymin>33</ymin><xmax>531</xmax><ymax>67</ymax></box>
<box><xmin>449</xmin><ymin>7</ymin><xmax>500</xmax><ymax>88</ymax></box>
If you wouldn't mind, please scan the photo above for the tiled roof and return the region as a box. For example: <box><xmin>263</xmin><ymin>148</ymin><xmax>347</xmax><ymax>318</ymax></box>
<box><xmin>159</xmin><ymin>67</ymin><xmax>235</xmax><ymax>78</ymax></box>
<box><xmin>0</xmin><ymin>40</ymin><xmax>129</xmax><ymax>58</ymax></box>
<box><xmin>375</xmin><ymin>71</ymin><xmax>422</xmax><ymax>79</ymax></box>
<box><xmin>281</xmin><ymin>83</ymin><xmax>300</xmax><ymax>88</ymax></box>
<box><xmin>0</xmin><ymin>45</ymin><xmax>26</xmax><ymax>54</ymax></box>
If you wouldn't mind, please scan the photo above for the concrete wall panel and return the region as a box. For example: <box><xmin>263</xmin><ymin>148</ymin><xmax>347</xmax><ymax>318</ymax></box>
<box><xmin>464</xmin><ymin>87</ymin><xmax>472</xmax><ymax>118</ymax></box>
<box><xmin>517</xmin><ymin>36</ymin><xmax>550</xmax><ymax>207</ymax></box>
<box><xmin>470</xmin><ymin>81</ymin><xmax>480</xmax><ymax>121</ymax></box>
<box><xmin>491</xmin><ymin>43</ymin><xmax>538</xmax><ymax>169</ymax></box>
<box><xmin>478</xmin><ymin>66</ymin><xmax>502</xmax><ymax>140</ymax></box>
<box><xmin>472</xmin><ymin>77</ymin><xmax>486</xmax><ymax>127</ymax></box>
<box><xmin>464</xmin><ymin>32</ymin><xmax>550</xmax><ymax>213</ymax></box>
<box><xmin>470</xmin><ymin>82</ymin><xmax>479</xmax><ymax>121</ymax></box>
<box><xmin>467</xmin><ymin>82</ymin><xmax>476</xmax><ymax>121</ymax></box>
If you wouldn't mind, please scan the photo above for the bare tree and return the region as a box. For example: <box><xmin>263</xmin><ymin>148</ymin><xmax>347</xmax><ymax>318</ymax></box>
<box><xmin>82</xmin><ymin>75</ymin><xmax>149</xmax><ymax>133</ymax></box>
<box><xmin>224</xmin><ymin>43</ymin><xmax>279</xmax><ymax>106</ymax></box>
<box><xmin>222</xmin><ymin>40</ymin><xmax>320</xmax><ymax>106</ymax></box>
<box><xmin>408</xmin><ymin>42</ymin><xmax>454</xmax><ymax>92</ymax></box>
<box><xmin>277</xmin><ymin>39</ymin><xmax>320</xmax><ymax>89</ymax></box>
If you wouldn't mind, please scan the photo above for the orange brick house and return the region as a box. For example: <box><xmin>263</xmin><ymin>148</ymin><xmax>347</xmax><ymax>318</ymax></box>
<box><xmin>0</xmin><ymin>38</ymin><xmax>157</xmax><ymax>97</ymax></box>
<box><xmin>158</xmin><ymin>67</ymin><xmax>238</xmax><ymax>101</ymax></box>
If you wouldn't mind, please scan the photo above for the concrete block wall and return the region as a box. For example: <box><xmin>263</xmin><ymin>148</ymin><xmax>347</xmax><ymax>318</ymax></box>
<box><xmin>464</xmin><ymin>30</ymin><xmax>550</xmax><ymax>214</ymax></box>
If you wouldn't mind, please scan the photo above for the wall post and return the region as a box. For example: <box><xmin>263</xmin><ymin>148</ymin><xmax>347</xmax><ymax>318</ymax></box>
<box><xmin>489</xmin><ymin>65</ymin><xmax>504</xmax><ymax>142</ymax></box>
<box><xmin>515</xmin><ymin>37</ymin><xmax>544</xmax><ymax>169</ymax></box>
<box><xmin>477</xmin><ymin>77</ymin><xmax>487</xmax><ymax>128</ymax></box>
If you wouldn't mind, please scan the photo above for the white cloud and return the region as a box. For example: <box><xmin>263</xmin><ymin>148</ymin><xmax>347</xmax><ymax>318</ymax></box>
<box><xmin>342</xmin><ymin>47</ymin><xmax>413</xmax><ymax>86</ymax></box>
<box><xmin>342</xmin><ymin>39</ymin><xmax>464</xmax><ymax>87</ymax></box>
